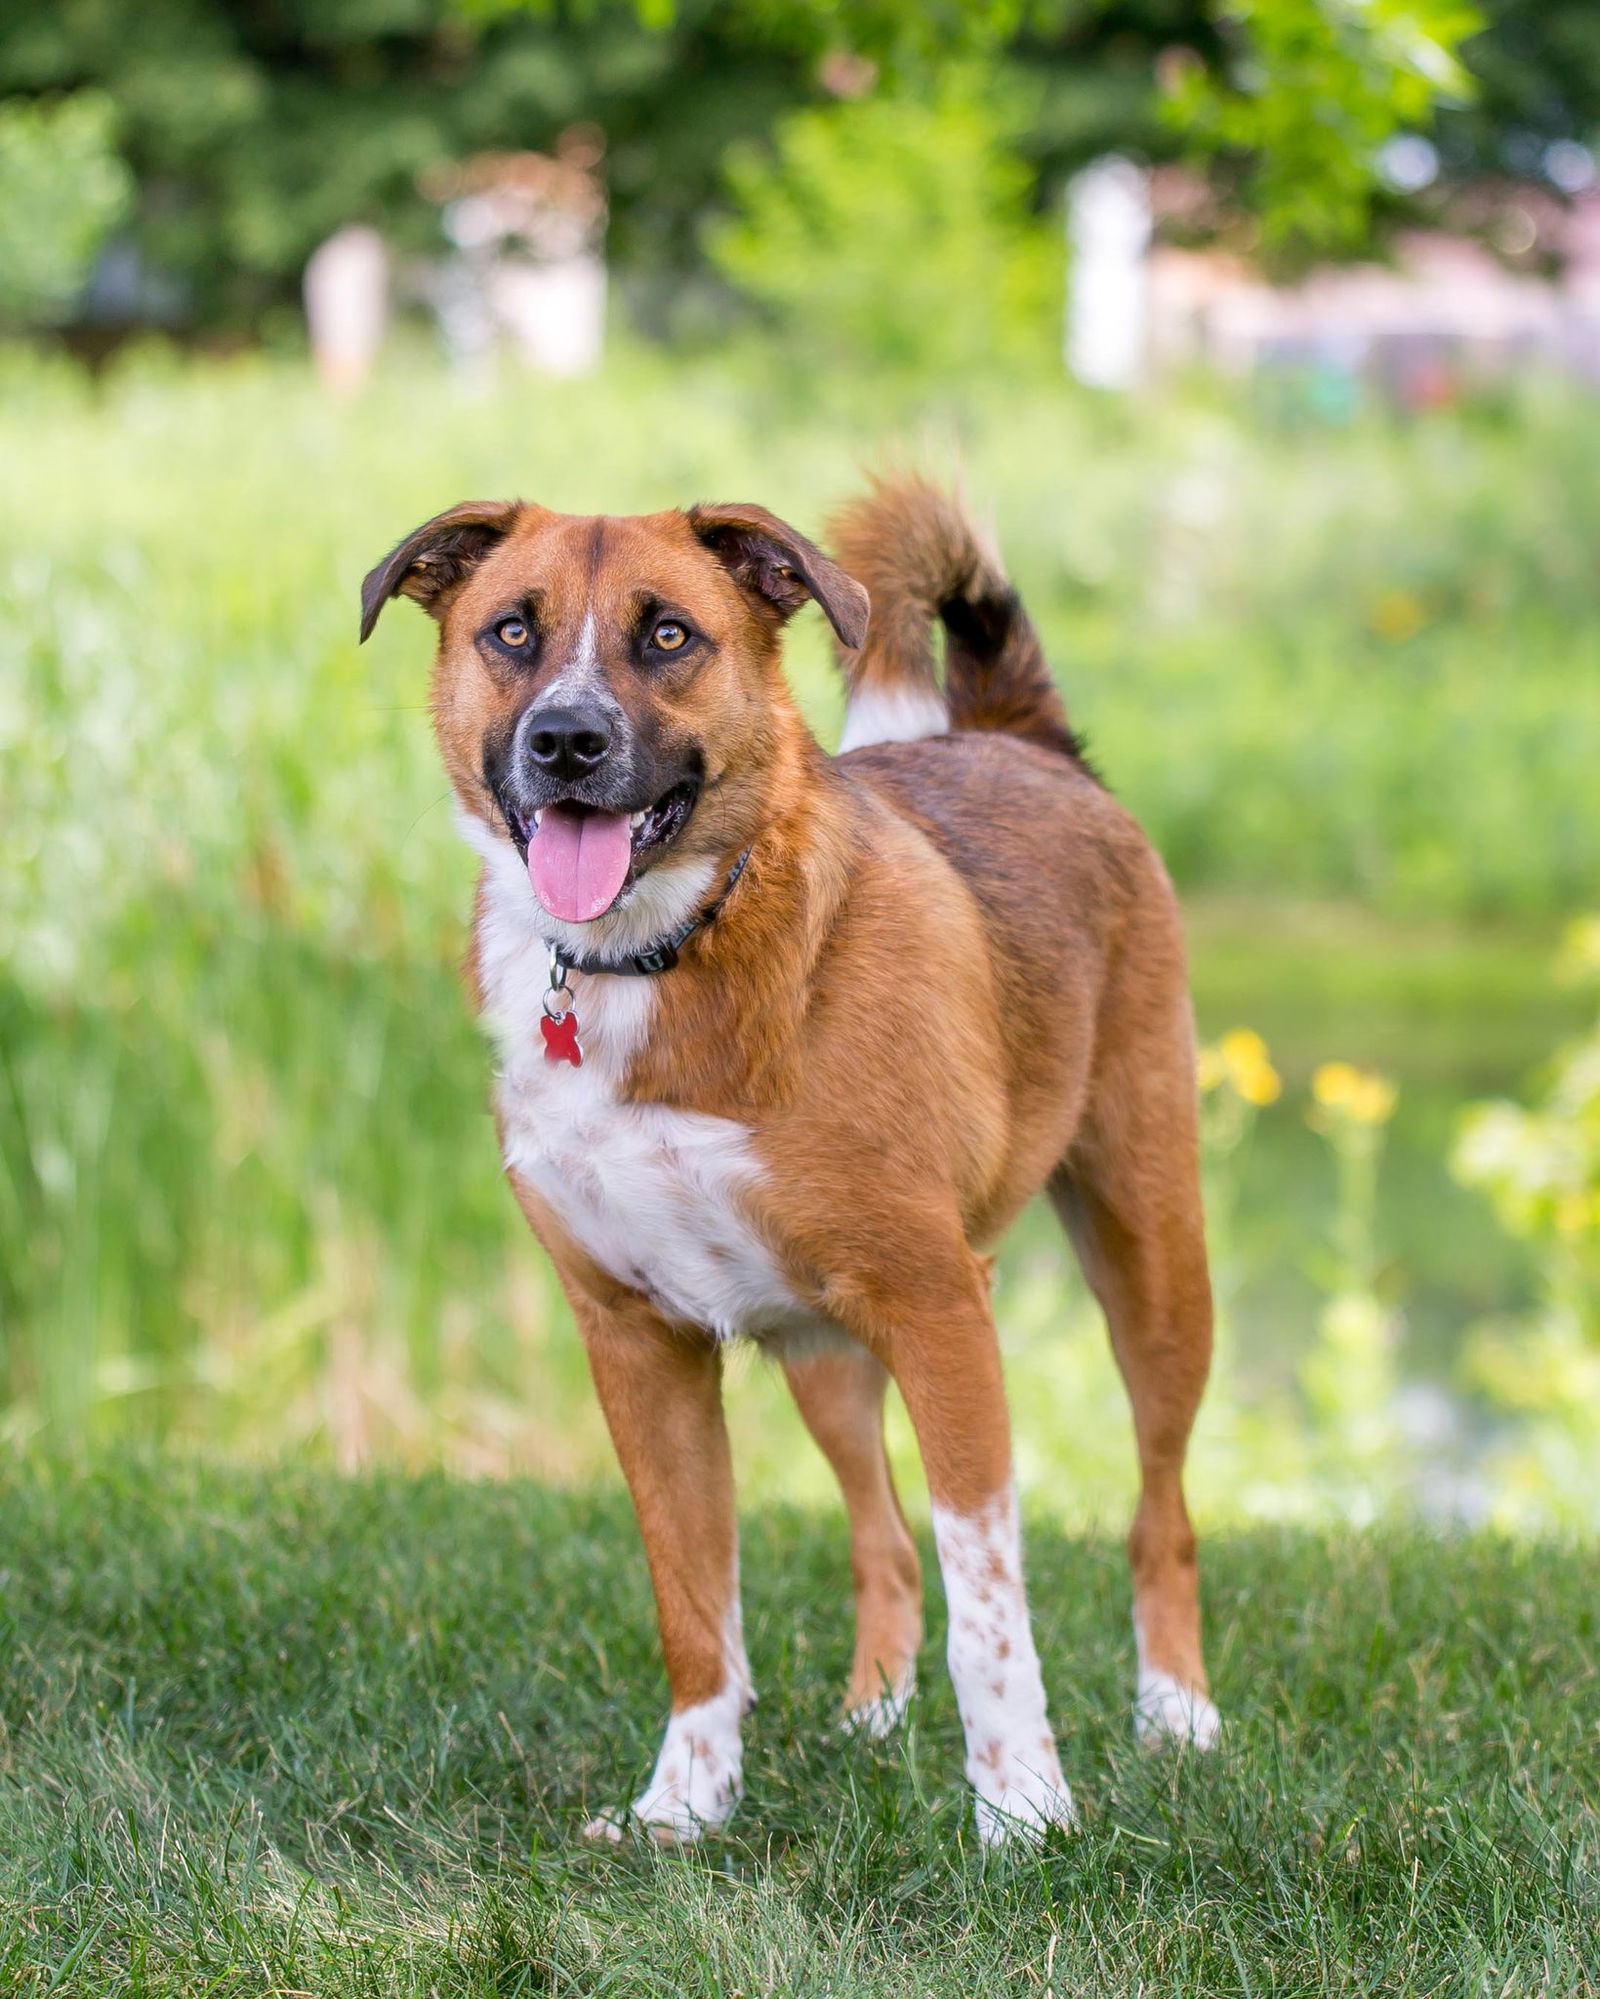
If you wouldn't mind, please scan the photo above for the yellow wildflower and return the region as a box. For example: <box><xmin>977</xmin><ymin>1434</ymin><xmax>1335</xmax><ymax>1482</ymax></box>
<box><xmin>1368</xmin><ymin>587</ymin><xmax>1428</xmax><ymax>643</ymax></box>
<box><xmin>1312</xmin><ymin>1062</ymin><xmax>1397</xmax><ymax>1125</ymax></box>
<box><xmin>1219</xmin><ymin>1027</ymin><xmax>1281</xmax><ymax>1106</ymax></box>
<box><xmin>1196</xmin><ymin>1044</ymin><xmax>1227</xmax><ymax>1094</ymax></box>
<box><xmin>1557</xmin><ymin>915</ymin><xmax>1600</xmax><ymax>984</ymax></box>
<box><xmin>1313</xmin><ymin>1062</ymin><xmax>1362</xmax><ymax>1109</ymax></box>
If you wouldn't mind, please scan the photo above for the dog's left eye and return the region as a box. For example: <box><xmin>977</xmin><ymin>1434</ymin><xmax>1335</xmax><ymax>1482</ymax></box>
<box><xmin>650</xmin><ymin>620</ymin><xmax>689</xmax><ymax>652</ymax></box>
<box><xmin>495</xmin><ymin>618</ymin><xmax>530</xmax><ymax>648</ymax></box>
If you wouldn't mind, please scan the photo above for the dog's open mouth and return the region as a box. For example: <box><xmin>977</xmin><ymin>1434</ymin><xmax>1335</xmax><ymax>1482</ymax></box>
<box><xmin>506</xmin><ymin>779</ymin><xmax>699</xmax><ymax>924</ymax></box>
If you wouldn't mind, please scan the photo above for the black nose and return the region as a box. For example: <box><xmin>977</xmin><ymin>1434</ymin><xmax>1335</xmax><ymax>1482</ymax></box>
<box><xmin>521</xmin><ymin>703</ymin><xmax>613</xmax><ymax>783</ymax></box>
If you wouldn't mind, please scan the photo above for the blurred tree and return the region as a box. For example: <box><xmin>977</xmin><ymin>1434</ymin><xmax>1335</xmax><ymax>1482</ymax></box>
<box><xmin>0</xmin><ymin>0</ymin><xmax>816</xmax><ymax>332</ymax></box>
<box><xmin>2</xmin><ymin>0</ymin><xmax>1580</xmax><ymax>339</ymax></box>
<box><xmin>0</xmin><ymin>91</ymin><xmax>132</xmax><ymax>326</ymax></box>
<box><xmin>709</xmin><ymin>76</ymin><xmax>1059</xmax><ymax>384</ymax></box>
<box><xmin>1437</xmin><ymin>0</ymin><xmax>1600</xmax><ymax>181</ymax></box>
<box><xmin>1163</xmin><ymin>0</ymin><xmax>1481</xmax><ymax>259</ymax></box>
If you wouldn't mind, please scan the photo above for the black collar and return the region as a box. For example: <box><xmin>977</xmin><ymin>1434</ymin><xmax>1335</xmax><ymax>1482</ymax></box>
<box><xmin>550</xmin><ymin>848</ymin><xmax>751</xmax><ymax>979</ymax></box>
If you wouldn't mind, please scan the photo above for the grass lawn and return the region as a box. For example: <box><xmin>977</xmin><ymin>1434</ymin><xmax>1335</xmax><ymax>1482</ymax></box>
<box><xmin>1</xmin><ymin>1463</ymin><xmax>1596</xmax><ymax>1995</ymax></box>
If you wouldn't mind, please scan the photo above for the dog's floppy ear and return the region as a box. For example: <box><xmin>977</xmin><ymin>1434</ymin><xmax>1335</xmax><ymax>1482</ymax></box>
<box><xmin>359</xmin><ymin>500</ymin><xmax>521</xmax><ymax>643</ymax></box>
<box><xmin>687</xmin><ymin>502</ymin><xmax>869</xmax><ymax>652</ymax></box>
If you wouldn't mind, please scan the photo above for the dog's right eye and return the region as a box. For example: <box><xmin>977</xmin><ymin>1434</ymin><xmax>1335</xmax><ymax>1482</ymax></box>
<box><xmin>495</xmin><ymin>618</ymin><xmax>531</xmax><ymax>648</ymax></box>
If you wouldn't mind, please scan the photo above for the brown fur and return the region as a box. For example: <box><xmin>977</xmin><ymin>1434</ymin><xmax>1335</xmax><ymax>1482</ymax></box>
<box><xmin>828</xmin><ymin>472</ymin><xmax>1083</xmax><ymax>756</ymax></box>
<box><xmin>362</xmin><ymin>474</ymin><xmax>1215</xmax><ymax>1831</ymax></box>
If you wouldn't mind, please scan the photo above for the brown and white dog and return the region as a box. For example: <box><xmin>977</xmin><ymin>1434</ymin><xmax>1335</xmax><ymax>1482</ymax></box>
<box><xmin>360</xmin><ymin>476</ymin><xmax>1218</xmax><ymax>1847</ymax></box>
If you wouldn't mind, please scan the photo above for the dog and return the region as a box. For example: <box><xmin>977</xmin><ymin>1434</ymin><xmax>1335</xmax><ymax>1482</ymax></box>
<box><xmin>360</xmin><ymin>476</ymin><xmax>1218</xmax><ymax>1847</ymax></box>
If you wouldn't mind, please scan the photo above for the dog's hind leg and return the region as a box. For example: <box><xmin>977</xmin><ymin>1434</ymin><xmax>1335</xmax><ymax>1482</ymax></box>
<box><xmin>782</xmin><ymin>1346</ymin><xmax>922</xmax><ymax>1735</ymax></box>
<box><xmin>1048</xmin><ymin>995</ymin><xmax>1219</xmax><ymax>1751</ymax></box>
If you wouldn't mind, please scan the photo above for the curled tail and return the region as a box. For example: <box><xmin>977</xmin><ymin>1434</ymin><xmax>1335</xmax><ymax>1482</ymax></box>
<box><xmin>827</xmin><ymin>474</ymin><xmax>1085</xmax><ymax>762</ymax></box>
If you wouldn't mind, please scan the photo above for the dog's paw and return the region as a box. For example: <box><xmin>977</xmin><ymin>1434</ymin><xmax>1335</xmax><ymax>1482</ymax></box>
<box><xmin>841</xmin><ymin>1665</ymin><xmax>917</xmax><ymax>1741</ymax></box>
<box><xmin>581</xmin><ymin>1762</ymin><xmax>740</xmax><ymax>1847</ymax></box>
<box><xmin>973</xmin><ymin>1768</ymin><xmax>1078</xmax><ymax>1849</ymax></box>
<box><xmin>581</xmin><ymin>1794</ymin><xmax>727</xmax><ymax>1848</ymax></box>
<box><xmin>584</xmin><ymin>1691</ymin><xmax>744</xmax><ymax>1846</ymax></box>
<box><xmin>971</xmin><ymin>1740</ymin><xmax>1077</xmax><ymax>1849</ymax></box>
<box><xmin>1134</xmin><ymin>1669</ymin><xmax>1221</xmax><ymax>1751</ymax></box>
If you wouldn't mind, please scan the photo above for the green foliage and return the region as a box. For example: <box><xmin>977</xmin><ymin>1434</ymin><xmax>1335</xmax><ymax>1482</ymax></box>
<box><xmin>607</xmin><ymin>0</ymin><xmax>1028</xmax><ymax>64</ymax></box>
<box><xmin>0</xmin><ymin>0</ymin><xmax>822</xmax><ymax>330</ymax></box>
<box><xmin>1168</xmin><ymin>0</ymin><xmax>1481</xmax><ymax>260</ymax></box>
<box><xmin>0</xmin><ymin>0</ymin><xmax>1538</xmax><ymax>337</ymax></box>
<box><xmin>708</xmin><ymin>80</ymin><xmax>1059</xmax><ymax>383</ymax></box>
<box><xmin>0</xmin><ymin>350</ymin><xmax>1594</xmax><ymax>1507</ymax></box>
<box><xmin>1457</xmin><ymin>920</ymin><xmax>1600</xmax><ymax>1317</ymax></box>
<box><xmin>1453</xmin><ymin>920</ymin><xmax>1600</xmax><ymax>1524</ymax></box>
<box><xmin>0</xmin><ymin>90</ymin><xmax>132</xmax><ymax>326</ymax></box>
<box><xmin>2</xmin><ymin>1461</ymin><xmax>1599</xmax><ymax>1994</ymax></box>
<box><xmin>1438</xmin><ymin>0</ymin><xmax>1600</xmax><ymax>178</ymax></box>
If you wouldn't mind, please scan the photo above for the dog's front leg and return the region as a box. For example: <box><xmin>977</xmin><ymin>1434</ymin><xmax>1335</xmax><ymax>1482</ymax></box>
<box><xmin>782</xmin><ymin>1346</ymin><xmax>922</xmax><ymax>1736</ymax></box>
<box><xmin>854</xmin><ymin>1246</ymin><xmax>1075</xmax><ymax>1849</ymax></box>
<box><xmin>573</xmin><ymin>1294</ymin><xmax>751</xmax><ymax>1845</ymax></box>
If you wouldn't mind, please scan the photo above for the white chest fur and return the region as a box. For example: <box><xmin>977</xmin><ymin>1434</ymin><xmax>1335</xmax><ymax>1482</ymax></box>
<box><xmin>466</xmin><ymin>821</ymin><xmax>807</xmax><ymax>1339</ymax></box>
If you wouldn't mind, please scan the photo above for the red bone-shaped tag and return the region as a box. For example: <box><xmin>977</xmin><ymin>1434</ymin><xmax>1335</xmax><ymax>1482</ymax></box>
<box><xmin>540</xmin><ymin>1009</ymin><xmax>582</xmax><ymax>1067</ymax></box>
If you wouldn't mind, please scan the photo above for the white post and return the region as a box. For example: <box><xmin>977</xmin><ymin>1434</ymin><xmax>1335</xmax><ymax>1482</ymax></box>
<box><xmin>1066</xmin><ymin>156</ymin><xmax>1152</xmax><ymax>391</ymax></box>
<box><xmin>303</xmin><ymin>226</ymin><xmax>389</xmax><ymax>395</ymax></box>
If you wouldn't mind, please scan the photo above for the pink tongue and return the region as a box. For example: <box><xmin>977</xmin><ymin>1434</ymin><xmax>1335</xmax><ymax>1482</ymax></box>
<box><xmin>527</xmin><ymin>804</ymin><xmax>634</xmax><ymax>922</ymax></box>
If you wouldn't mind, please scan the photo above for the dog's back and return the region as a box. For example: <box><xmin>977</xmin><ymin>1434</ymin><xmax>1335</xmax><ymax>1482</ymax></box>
<box><xmin>827</xmin><ymin>476</ymin><xmax>1188</xmax><ymax>1102</ymax></box>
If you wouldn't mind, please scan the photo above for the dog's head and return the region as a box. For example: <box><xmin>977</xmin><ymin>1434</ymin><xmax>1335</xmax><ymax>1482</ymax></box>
<box><xmin>361</xmin><ymin>502</ymin><xmax>867</xmax><ymax>929</ymax></box>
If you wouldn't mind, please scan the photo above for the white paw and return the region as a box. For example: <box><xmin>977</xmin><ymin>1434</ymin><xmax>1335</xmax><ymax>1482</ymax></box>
<box><xmin>580</xmin><ymin>1786</ymin><xmax>730</xmax><ymax>1848</ymax></box>
<box><xmin>932</xmin><ymin>1489</ymin><xmax>1076</xmax><ymax>1851</ymax></box>
<box><xmin>1134</xmin><ymin>1669</ymin><xmax>1221</xmax><ymax>1751</ymax></box>
<box><xmin>584</xmin><ymin>1686</ymin><xmax>744</xmax><ymax>1846</ymax></box>
<box><xmin>842</xmin><ymin>1666</ymin><xmax>917</xmax><ymax>1741</ymax></box>
<box><xmin>581</xmin><ymin>1768</ymin><xmax>738</xmax><ymax>1847</ymax></box>
<box><xmin>973</xmin><ymin>1754</ymin><xmax>1078</xmax><ymax>1848</ymax></box>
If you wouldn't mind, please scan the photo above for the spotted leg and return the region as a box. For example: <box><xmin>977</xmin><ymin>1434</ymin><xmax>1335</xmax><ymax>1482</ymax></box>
<box><xmin>850</xmin><ymin>1244</ymin><xmax>1075</xmax><ymax>1847</ymax></box>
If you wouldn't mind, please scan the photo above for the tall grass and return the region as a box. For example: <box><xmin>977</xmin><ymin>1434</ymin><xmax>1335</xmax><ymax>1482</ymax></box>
<box><xmin>1</xmin><ymin>340</ymin><xmax>1595</xmax><ymax>1484</ymax></box>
